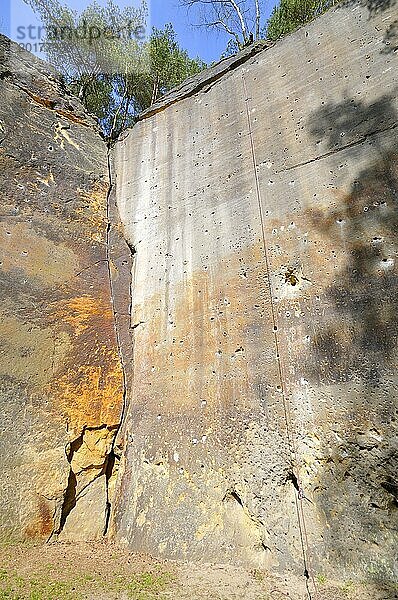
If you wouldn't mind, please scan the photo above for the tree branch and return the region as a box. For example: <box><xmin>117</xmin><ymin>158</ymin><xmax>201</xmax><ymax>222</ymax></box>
<box><xmin>254</xmin><ymin>0</ymin><xmax>261</xmax><ymax>40</ymax></box>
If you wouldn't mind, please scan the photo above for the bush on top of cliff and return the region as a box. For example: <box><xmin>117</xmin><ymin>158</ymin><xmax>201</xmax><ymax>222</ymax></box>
<box><xmin>24</xmin><ymin>0</ymin><xmax>206</xmax><ymax>141</ymax></box>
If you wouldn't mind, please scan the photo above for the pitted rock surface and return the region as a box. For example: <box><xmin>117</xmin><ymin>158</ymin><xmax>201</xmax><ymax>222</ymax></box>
<box><xmin>112</xmin><ymin>0</ymin><xmax>398</xmax><ymax>585</ymax></box>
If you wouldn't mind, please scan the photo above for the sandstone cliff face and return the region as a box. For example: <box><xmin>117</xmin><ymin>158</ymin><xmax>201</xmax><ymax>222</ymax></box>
<box><xmin>112</xmin><ymin>0</ymin><xmax>398</xmax><ymax>587</ymax></box>
<box><xmin>1</xmin><ymin>0</ymin><xmax>397</xmax><ymax>590</ymax></box>
<box><xmin>0</xmin><ymin>35</ymin><xmax>128</xmax><ymax>542</ymax></box>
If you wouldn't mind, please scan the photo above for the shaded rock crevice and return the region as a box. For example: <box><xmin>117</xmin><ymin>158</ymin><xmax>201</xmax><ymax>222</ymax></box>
<box><xmin>51</xmin><ymin>424</ymin><xmax>120</xmax><ymax>540</ymax></box>
<box><xmin>105</xmin><ymin>148</ymin><xmax>135</xmax><ymax>436</ymax></box>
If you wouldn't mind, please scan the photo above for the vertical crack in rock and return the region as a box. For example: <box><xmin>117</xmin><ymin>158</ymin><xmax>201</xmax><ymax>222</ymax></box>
<box><xmin>103</xmin><ymin>450</ymin><xmax>116</xmax><ymax>535</ymax></box>
<box><xmin>102</xmin><ymin>146</ymin><xmax>135</xmax><ymax>535</ymax></box>
<box><xmin>58</xmin><ymin>471</ymin><xmax>77</xmax><ymax>533</ymax></box>
<box><xmin>51</xmin><ymin>146</ymin><xmax>135</xmax><ymax>542</ymax></box>
<box><xmin>286</xmin><ymin>471</ymin><xmax>300</xmax><ymax>493</ymax></box>
<box><xmin>223</xmin><ymin>489</ymin><xmax>244</xmax><ymax>507</ymax></box>
<box><xmin>222</xmin><ymin>490</ymin><xmax>272</xmax><ymax>558</ymax></box>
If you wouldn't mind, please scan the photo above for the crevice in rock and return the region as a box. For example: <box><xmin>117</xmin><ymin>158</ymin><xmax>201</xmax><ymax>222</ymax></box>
<box><xmin>66</xmin><ymin>432</ymin><xmax>84</xmax><ymax>462</ymax></box>
<box><xmin>223</xmin><ymin>489</ymin><xmax>244</xmax><ymax>507</ymax></box>
<box><xmin>286</xmin><ymin>471</ymin><xmax>300</xmax><ymax>492</ymax></box>
<box><xmin>59</xmin><ymin>469</ymin><xmax>77</xmax><ymax>532</ymax></box>
<box><xmin>50</xmin><ymin>425</ymin><xmax>120</xmax><ymax>539</ymax></box>
<box><xmin>103</xmin><ymin>146</ymin><xmax>135</xmax><ymax>536</ymax></box>
<box><xmin>103</xmin><ymin>450</ymin><xmax>116</xmax><ymax>536</ymax></box>
<box><xmin>0</xmin><ymin>69</ymin><xmax>12</xmax><ymax>80</ymax></box>
<box><xmin>125</xmin><ymin>239</ymin><xmax>137</xmax><ymax>257</ymax></box>
<box><xmin>50</xmin><ymin>146</ymin><xmax>135</xmax><ymax>541</ymax></box>
<box><xmin>285</xmin><ymin>268</ymin><xmax>299</xmax><ymax>286</ymax></box>
<box><xmin>381</xmin><ymin>478</ymin><xmax>398</xmax><ymax>506</ymax></box>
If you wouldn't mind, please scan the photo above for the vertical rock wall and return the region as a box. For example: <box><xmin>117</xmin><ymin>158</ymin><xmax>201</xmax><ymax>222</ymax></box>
<box><xmin>0</xmin><ymin>36</ymin><xmax>127</xmax><ymax>542</ymax></box>
<box><xmin>112</xmin><ymin>0</ymin><xmax>398</xmax><ymax>586</ymax></box>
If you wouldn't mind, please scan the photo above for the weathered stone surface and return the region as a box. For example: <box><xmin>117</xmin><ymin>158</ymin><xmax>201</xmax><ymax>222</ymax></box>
<box><xmin>112</xmin><ymin>0</ymin><xmax>398</xmax><ymax>589</ymax></box>
<box><xmin>0</xmin><ymin>35</ymin><xmax>124</xmax><ymax>542</ymax></box>
<box><xmin>1</xmin><ymin>0</ymin><xmax>397</xmax><ymax>588</ymax></box>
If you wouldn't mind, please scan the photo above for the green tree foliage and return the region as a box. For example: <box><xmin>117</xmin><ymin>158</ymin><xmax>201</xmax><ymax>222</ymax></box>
<box><xmin>24</xmin><ymin>0</ymin><xmax>206</xmax><ymax>141</ymax></box>
<box><xmin>147</xmin><ymin>24</ymin><xmax>206</xmax><ymax>104</ymax></box>
<box><xmin>266</xmin><ymin>0</ymin><xmax>338</xmax><ymax>41</ymax></box>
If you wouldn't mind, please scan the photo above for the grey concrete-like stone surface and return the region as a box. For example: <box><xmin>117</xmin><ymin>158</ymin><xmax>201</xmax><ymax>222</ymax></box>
<box><xmin>112</xmin><ymin>0</ymin><xmax>398</xmax><ymax>588</ymax></box>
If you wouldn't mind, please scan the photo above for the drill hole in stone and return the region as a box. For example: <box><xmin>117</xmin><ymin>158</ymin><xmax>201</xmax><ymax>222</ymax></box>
<box><xmin>285</xmin><ymin>269</ymin><xmax>299</xmax><ymax>286</ymax></box>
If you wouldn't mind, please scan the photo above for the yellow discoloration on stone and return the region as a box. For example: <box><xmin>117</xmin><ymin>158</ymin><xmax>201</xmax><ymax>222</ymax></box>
<box><xmin>54</xmin><ymin>122</ymin><xmax>80</xmax><ymax>150</ymax></box>
<box><xmin>70</xmin><ymin>427</ymin><xmax>117</xmax><ymax>497</ymax></box>
<box><xmin>52</xmin><ymin>360</ymin><xmax>123</xmax><ymax>436</ymax></box>
<box><xmin>71</xmin><ymin>428</ymin><xmax>116</xmax><ymax>473</ymax></box>
<box><xmin>36</xmin><ymin>170</ymin><xmax>54</xmax><ymax>187</ymax></box>
<box><xmin>195</xmin><ymin>511</ymin><xmax>224</xmax><ymax>541</ymax></box>
<box><xmin>75</xmin><ymin>184</ymin><xmax>108</xmax><ymax>242</ymax></box>
<box><xmin>45</xmin><ymin>291</ymin><xmax>124</xmax><ymax>435</ymax></box>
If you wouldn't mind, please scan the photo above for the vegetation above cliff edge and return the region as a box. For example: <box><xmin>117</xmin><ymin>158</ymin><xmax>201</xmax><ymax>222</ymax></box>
<box><xmin>180</xmin><ymin>0</ymin><xmax>342</xmax><ymax>55</ymax></box>
<box><xmin>24</xmin><ymin>0</ymin><xmax>347</xmax><ymax>141</ymax></box>
<box><xmin>266</xmin><ymin>0</ymin><xmax>339</xmax><ymax>40</ymax></box>
<box><xmin>24</xmin><ymin>0</ymin><xmax>206</xmax><ymax>141</ymax></box>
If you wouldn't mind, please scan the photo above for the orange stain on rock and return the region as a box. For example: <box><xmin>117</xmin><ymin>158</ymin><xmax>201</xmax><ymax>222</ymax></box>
<box><xmin>47</xmin><ymin>293</ymin><xmax>124</xmax><ymax>436</ymax></box>
<box><xmin>24</xmin><ymin>495</ymin><xmax>53</xmax><ymax>539</ymax></box>
<box><xmin>75</xmin><ymin>183</ymin><xmax>108</xmax><ymax>242</ymax></box>
<box><xmin>53</xmin><ymin>360</ymin><xmax>123</xmax><ymax>435</ymax></box>
<box><xmin>52</xmin><ymin>295</ymin><xmax>113</xmax><ymax>336</ymax></box>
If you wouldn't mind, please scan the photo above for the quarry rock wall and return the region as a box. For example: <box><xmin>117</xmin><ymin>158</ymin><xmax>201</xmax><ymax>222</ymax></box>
<box><xmin>112</xmin><ymin>0</ymin><xmax>398</xmax><ymax>587</ymax></box>
<box><xmin>0</xmin><ymin>0</ymin><xmax>397</xmax><ymax>590</ymax></box>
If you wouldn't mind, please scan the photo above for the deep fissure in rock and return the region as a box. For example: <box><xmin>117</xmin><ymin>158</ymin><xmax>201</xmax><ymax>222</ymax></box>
<box><xmin>103</xmin><ymin>450</ymin><xmax>116</xmax><ymax>535</ymax></box>
<box><xmin>223</xmin><ymin>490</ymin><xmax>244</xmax><ymax>507</ymax></box>
<box><xmin>59</xmin><ymin>470</ymin><xmax>77</xmax><ymax>532</ymax></box>
<box><xmin>286</xmin><ymin>472</ymin><xmax>300</xmax><ymax>492</ymax></box>
<box><xmin>54</xmin><ymin>425</ymin><xmax>120</xmax><ymax>537</ymax></box>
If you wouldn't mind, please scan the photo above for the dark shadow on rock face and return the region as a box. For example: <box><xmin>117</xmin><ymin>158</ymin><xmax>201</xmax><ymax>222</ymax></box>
<box><xmin>306</xmin><ymin>95</ymin><xmax>398</xmax><ymax>384</ymax></box>
<box><xmin>304</xmin><ymin>94</ymin><xmax>398</xmax><ymax>583</ymax></box>
<box><xmin>341</xmin><ymin>0</ymin><xmax>396</xmax><ymax>17</ymax></box>
<box><xmin>382</xmin><ymin>19</ymin><xmax>398</xmax><ymax>54</ymax></box>
<box><xmin>340</xmin><ymin>0</ymin><xmax>397</xmax><ymax>55</ymax></box>
<box><xmin>308</xmin><ymin>94</ymin><xmax>397</xmax><ymax>151</ymax></box>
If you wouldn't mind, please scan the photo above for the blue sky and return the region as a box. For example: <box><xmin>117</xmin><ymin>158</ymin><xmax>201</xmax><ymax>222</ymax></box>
<box><xmin>1</xmin><ymin>0</ymin><xmax>276</xmax><ymax>64</ymax></box>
